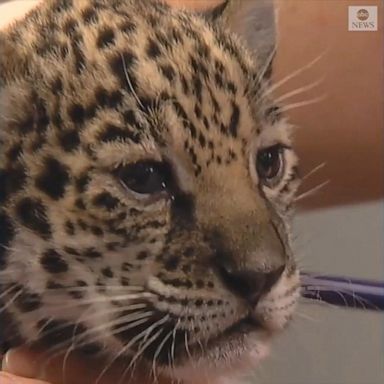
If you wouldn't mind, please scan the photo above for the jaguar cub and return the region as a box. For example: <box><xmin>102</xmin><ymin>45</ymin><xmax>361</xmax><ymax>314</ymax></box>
<box><xmin>0</xmin><ymin>0</ymin><xmax>300</xmax><ymax>382</ymax></box>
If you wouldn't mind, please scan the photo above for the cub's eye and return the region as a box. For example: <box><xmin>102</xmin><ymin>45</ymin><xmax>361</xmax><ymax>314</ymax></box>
<box><xmin>256</xmin><ymin>144</ymin><xmax>285</xmax><ymax>187</ymax></box>
<box><xmin>115</xmin><ymin>161</ymin><xmax>171</xmax><ymax>195</ymax></box>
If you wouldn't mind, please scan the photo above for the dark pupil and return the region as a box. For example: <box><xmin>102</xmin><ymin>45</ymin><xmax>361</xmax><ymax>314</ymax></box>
<box><xmin>117</xmin><ymin>161</ymin><xmax>170</xmax><ymax>194</ymax></box>
<box><xmin>256</xmin><ymin>145</ymin><xmax>281</xmax><ymax>180</ymax></box>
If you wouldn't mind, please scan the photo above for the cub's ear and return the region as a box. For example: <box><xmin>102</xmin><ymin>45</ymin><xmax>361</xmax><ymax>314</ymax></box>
<box><xmin>202</xmin><ymin>0</ymin><xmax>277</xmax><ymax>67</ymax></box>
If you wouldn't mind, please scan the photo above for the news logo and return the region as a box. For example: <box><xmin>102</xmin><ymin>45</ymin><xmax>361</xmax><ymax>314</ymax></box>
<box><xmin>348</xmin><ymin>6</ymin><xmax>378</xmax><ymax>31</ymax></box>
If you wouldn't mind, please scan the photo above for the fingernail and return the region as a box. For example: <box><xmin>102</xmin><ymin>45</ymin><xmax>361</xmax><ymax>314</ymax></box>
<box><xmin>2</xmin><ymin>348</ymin><xmax>39</xmax><ymax>378</ymax></box>
<box><xmin>1</xmin><ymin>349</ymin><xmax>16</xmax><ymax>371</ymax></box>
<box><xmin>0</xmin><ymin>372</ymin><xmax>17</xmax><ymax>384</ymax></box>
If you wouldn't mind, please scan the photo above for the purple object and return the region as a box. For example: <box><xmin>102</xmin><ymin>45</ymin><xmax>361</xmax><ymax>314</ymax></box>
<box><xmin>301</xmin><ymin>272</ymin><xmax>384</xmax><ymax>311</ymax></box>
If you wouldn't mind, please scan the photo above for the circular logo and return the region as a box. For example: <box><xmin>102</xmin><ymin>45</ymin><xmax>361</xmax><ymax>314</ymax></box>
<box><xmin>357</xmin><ymin>9</ymin><xmax>369</xmax><ymax>21</ymax></box>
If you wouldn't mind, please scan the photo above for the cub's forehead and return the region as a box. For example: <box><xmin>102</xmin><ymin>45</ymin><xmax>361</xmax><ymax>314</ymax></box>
<box><xmin>1</xmin><ymin>0</ymin><xmax>283</xmax><ymax>175</ymax></box>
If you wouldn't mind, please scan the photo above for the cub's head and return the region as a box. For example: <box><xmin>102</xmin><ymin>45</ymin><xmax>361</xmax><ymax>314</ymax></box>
<box><xmin>0</xmin><ymin>0</ymin><xmax>300</xmax><ymax>382</ymax></box>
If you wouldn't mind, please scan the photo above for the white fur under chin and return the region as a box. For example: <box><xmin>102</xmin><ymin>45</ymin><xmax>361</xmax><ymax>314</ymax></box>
<box><xmin>160</xmin><ymin>269</ymin><xmax>300</xmax><ymax>384</ymax></box>
<box><xmin>162</xmin><ymin>333</ymin><xmax>271</xmax><ymax>384</ymax></box>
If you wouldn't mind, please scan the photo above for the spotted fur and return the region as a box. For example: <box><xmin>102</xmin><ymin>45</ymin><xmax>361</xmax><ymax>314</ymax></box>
<box><xmin>0</xmin><ymin>0</ymin><xmax>300</xmax><ymax>382</ymax></box>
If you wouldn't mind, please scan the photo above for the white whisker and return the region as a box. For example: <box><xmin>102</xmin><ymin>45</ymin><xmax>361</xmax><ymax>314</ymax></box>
<box><xmin>0</xmin><ymin>284</ymin><xmax>17</xmax><ymax>301</ymax></box>
<box><xmin>38</xmin><ymin>310</ymin><xmax>153</xmax><ymax>364</ymax></box>
<box><xmin>0</xmin><ymin>287</ymin><xmax>23</xmax><ymax>314</ymax></box>
<box><xmin>169</xmin><ymin>318</ymin><xmax>181</xmax><ymax>375</ymax></box>
<box><xmin>120</xmin><ymin>52</ymin><xmax>145</xmax><ymax>111</ymax></box>
<box><xmin>61</xmin><ymin>306</ymin><xmax>96</xmax><ymax>384</ymax></box>
<box><xmin>44</xmin><ymin>292</ymin><xmax>153</xmax><ymax>309</ymax></box>
<box><xmin>301</xmin><ymin>162</ymin><xmax>326</xmax><ymax>181</ymax></box>
<box><xmin>253</xmin><ymin>46</ymin><xmax>277</xmax><ymax>87</ymax></box>
<box><xmin>295</xmin><ymin>180</ymin><xmax>330</xmax><ymax>202</ymax></box>
<box><xmin>123</xmin><ymin>322</ymin><xmax>167</xmax><ymax>383</ymax></box>
<box><xmin>45</xmin><ymin>285</ymin><xmax>145</xmax><ymax>293</ymax></box>
<box><xmin>294</xmin><ymin>310</ymin><xmax>318</xmax><ymax>323</ymax></box>
<box><xmin>118</xmin><ymin>315</ymin><xmax>170</xmax><ymax>384</ymax></box>
<box><xmin>274</xmin><ymin>77</ymin><xmax>324</xmax><ymax>104</ymax></box>
<box><xmin>263</xmin><ymin>50</ymin><xmax>328</xmax><ymax>98</ymax></box>
<box><xmin>151</xmin><ymin>322</ymin><xmax>177</xmax><ymax>382</ymax></box>
<box><xmin>279</xmin><ymin>94</ymin><xmax>327</xmax><ymax>113</ymax></box>
<box><xmin>94</xmin><ymin>314</ymin><xmax>160</xmax><ymax>384</ymax></box>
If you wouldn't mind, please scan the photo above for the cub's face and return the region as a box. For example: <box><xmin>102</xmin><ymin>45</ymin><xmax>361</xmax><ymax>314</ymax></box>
<box><xmin>0</xmin><ymin>0</ymin><xmax>300</xmax><ymax>382</ymax></box>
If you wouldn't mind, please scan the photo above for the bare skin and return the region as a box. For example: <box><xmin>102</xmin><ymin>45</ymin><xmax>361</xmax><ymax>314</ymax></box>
<box><xmin>0</xmin><ymin>346</ymin><xmax>176</xmax><ymax>384</ymax></box>
<box><xmin>1</xmin><ymin>0</ymin><xmax>382</xmax><ymax>383</ymax></box>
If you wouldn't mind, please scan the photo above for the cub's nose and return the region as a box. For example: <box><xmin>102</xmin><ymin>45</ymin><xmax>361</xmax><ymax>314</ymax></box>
<box><xmin>217</xmin><ymin>261</ymin><xmax>285</xmax><ymax>306</ymax></box>
<box><xmin>209</xmin><ymin>218</ymin><xmax>287</xmax><ymax>306</ymax></box>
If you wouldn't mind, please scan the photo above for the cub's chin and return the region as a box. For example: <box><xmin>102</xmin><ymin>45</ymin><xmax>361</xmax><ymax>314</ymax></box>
<box><xmin>158</xmin><ymin>272</ymin><xmax>300</xmax><ymax>383</ymax></box>
<box><xmin>161</xmin><ymin>327</ymin><xmax>272</xmax><ymax>384</ymax></box>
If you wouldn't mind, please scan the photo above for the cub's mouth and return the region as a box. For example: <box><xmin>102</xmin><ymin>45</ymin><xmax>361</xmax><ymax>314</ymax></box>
<box><xmin>142</xmin><ymin>267</ymin><xmax>300</xmax><ymax>384</ymax></box>
<box><xmin>204</xmin><ymin>315</ymin><xmax>263</xmax><ymax>348</ymax></box>
<box><xmin>186</xmin><ymin>314</ymin><xmax>269</xmax><ymax>360</ymax></box>
<box><xmin>144</xmin><ymin>269</ymin><xmax>300</xmax><ymax>372</ymax></box>
<box><xmin>226</xmin><ymin>314</ymin><xmax>265</xmax><ymax>334</ymax></box>
<box><xmin>165</xmin><ymin>314</ymin><xmax>274</xmax><ymax>383</ymax></box>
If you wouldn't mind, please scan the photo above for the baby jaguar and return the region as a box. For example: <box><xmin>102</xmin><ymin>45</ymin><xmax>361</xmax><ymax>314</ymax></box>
<box><xmin>0</xmin><ymin>0</ymin><xmax>300</xmax><ymax>382</ymax></box>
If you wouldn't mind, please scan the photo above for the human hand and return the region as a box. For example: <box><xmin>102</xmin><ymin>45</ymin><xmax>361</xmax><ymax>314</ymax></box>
<box><xmin>0</xmin><ymin>346</ymin><xmax>173</xmax><ymax>384</ymax></box>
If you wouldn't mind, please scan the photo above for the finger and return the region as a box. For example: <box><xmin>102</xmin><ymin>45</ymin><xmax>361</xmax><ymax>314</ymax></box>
<box><xmin>0</xmin><ymin>372</ymin><xmax>50</xmax><ymax>384</ymax></box>
<box><xmin>3</xmin><ymin>346</ymin><xmax>171</xmax><ymax>384</ymax></box>
<box><xmin>2</xmin><ymin>349</ymin><xmax>41</xmax><ymax>378</ymax></box>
